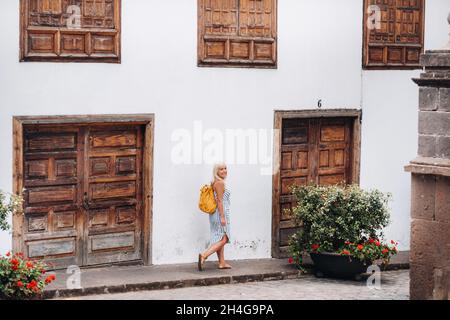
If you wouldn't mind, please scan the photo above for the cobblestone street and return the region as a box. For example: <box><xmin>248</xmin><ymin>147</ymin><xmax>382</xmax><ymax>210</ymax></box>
<box><xmin>62</xmin><ymin>270</ymin><xmax>409</xmax><ymax>300</ymax></box>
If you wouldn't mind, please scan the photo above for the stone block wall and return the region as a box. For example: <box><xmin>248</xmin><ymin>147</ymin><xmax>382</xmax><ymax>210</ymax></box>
<box><xmin>406</xmin><ymin>49</ymin><xmax>450</xmax><ymax>300</ymax></box>
<box><xmin>410</xmin><ymin>174</ymin><xmax>450</xmax><ymax>298</ymax></box>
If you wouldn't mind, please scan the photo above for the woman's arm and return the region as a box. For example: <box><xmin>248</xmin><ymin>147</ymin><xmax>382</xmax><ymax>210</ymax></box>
<box><xmin>214</xmin><ymin>181</ymin><xmax>226</xmax><ymax>226</ymax></box>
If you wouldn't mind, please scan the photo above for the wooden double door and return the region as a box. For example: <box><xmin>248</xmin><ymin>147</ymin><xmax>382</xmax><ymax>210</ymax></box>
<box><xmin>272</xmin><ymin>112</ymin><xmax>361</xmax><ymax>257</ymax></box>
<box><xmin>20</xmin><ymin>123</ymin><xmax>145</xmax><ymax>268</ymax></box>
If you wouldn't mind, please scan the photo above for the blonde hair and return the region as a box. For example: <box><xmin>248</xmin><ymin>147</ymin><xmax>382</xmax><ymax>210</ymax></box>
<box><xmin>212</xmin><ymin>163</ymin><xmax>227</xmax><ymax>183</ymax></box>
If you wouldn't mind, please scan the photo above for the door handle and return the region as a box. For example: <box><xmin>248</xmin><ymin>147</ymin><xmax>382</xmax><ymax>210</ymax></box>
<box><xmin>83</xmin><ymin>193</ymin><xmax>89</xmax><ymax>210</ymax></box>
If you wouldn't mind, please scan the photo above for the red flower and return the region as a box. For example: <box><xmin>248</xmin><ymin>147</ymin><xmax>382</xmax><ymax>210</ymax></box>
<box><xmin>345</xmin><ymin>241</ymin><xmax>351</xmax><ymax>245</ymax></box>
<box><xmin>45</xmin><ymin>276</ymin><xmax>53</xmax><ymax>284</ymax></box>
<box><xmin>26</xmin><ymin>280</ymin><xmax>37</xmax><ymax>289</ymax></box>
<box><xmin>26</xmin><ymin>261</ymin><xmax>33</xmax><ymax>269</ymax></box>
<box><xmin>368</xmin><ymin>239</ymin><xmax>375</xmax><ymax>244</ymax></box>
<box><xmin>11</xmin><ymin>258</ymin><xmax>19</xmax><ymax>265</ymax></box>
<box><xmin>288</xmin><ymin>257</ymin><xmax>294</xmax><ymax>264</ymax></box>
<box><xmin>6</xmin><ymin>251</ymin><xmax>11</xmax><ymax>257</ymax></box>
<box><xmin>16</xmin><ymin>252</ymin><xmax>24</xmax><ymax>258</ymax></box>
<box><xmin>50</xmin><ymin>274</ymin><xmax>56</xmax><ymax>281</ymax></box>
<box><xmin>375</xmin><ymin>240</ymin><xmax>381</xmax><ymax>247</ymax></box>
<box><xmin>311</xmin><ymin>244</ymin><xmax>320</xmax><ymax>251</ymax></box>
<box><xmin>357</xmin><ymin>244</ymin><xmax>364</xmax><ymax>251</ymax></box>
<box><xmin>41</xmin><ymin>269</ymin><xmax>46</xmax><ymax>274</ymax></box>
<box><xmin>393</xmin><ymin>247</ymin><xmax>398</xmax><ymax>252</ymax></box>
<box><xmin>382</xmin><ymin>248</ymin><xmax>389</xmax><ymax>255</ymax></box>
<box><xmin>341</xmin><ymin>250</ymin><xmax>350</xmax><ymax>255</ymax></box>
<box><xmin>32</xmin><ymin>287</ymin><xmax>40</xmax><ymax>293</ymax></box>
<box><xmin>16</xmin><ymin>281</ymin><xmax>23</xmax><ymax>288</ymax></box>
<box><xmin>11</xmin><ymin>265</ymin><xmax>18</xmax><ymax>271</ymax></box>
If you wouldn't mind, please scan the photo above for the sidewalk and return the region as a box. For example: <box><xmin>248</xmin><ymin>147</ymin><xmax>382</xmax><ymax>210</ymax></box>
<box><xmin>44</xmin><ymin>259</ymin><xmax>300</xmax><ymax>299</ymax></box>
<box><xmin>61</xmin><ymin>270</ymin><xmax>410</xmax><ymax>300</ymax></box>
<box><xmin>44</xmin><ymin>254</ymin><xmax>409</xmax><ymax>299</ymax></box>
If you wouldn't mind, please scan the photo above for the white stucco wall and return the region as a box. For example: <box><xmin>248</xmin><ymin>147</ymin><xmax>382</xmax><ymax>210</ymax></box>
<box><xmin>0</xmin><ymin>0</ymin><xmax>448</xmax><ymax>264</ymax></box>
<box><xmin>360</xmin><ymin>0</ymin><xmax>450</xmax><ymax>251</ymax></box>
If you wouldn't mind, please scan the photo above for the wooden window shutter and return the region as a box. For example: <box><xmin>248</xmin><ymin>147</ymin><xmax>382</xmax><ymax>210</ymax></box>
<box><xmin>198</xmin><ymin>0</ymin><xmax>277</xmax><ymax>68</ymax></box>
<box><xmin>363</xmin><ymin>0</ymin><xmax>425</xmax><ymax>69</ymax></box>
<box><xmin>20</xmin><ymin>0</ymin><xmax>121</xmax><ymax>63</ymax></box>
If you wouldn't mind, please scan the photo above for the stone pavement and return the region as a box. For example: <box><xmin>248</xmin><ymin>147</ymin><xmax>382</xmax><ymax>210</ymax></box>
<box><xmin>44</xmin><ymin>256</ymin><xmax>409</xmax><ymax>299</ymax></box>
<box><xmin>60</xmin><ymin>270</ymin><xmax>409</xmax><ymax>300</ymax></box>
<box><xmin>45</xmin><ymin>259</ymin><xmax>300</xmax><ymax>299</ymax></box>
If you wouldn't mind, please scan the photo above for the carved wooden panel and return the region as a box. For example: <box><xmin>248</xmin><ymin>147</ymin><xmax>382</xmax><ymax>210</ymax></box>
<box><xmin>198</xmin><ymin>0</ymin><xmax>277</xmax><ymax>68</ymax></box>
<box><xmin>27</xmin><ymin>238</ymin><xmax>76</xmax><ymax>259</ymax></box>
<box><xmin>317</xmin><ymin>119</ymin><xmax>351</xmax><ymax>187</ymax></box>
<box><xmin>21</xmin><ymin>123</ymin><xmax>144</xmax><ymax>268</ymax></box>
<box><xmin>20</xmin><ymin>0</ymin><xmax>121</xmax><ymax>63</ymax></box>
<box><xmin>84</xmin><ymin>126</ymin><xmax>143</xmax><ymax>265</ymax></box>
<box><xmin>276</xmin><ymin>117</ymin><xmax>354</xmax><ymax>253</ymax></box>
<box><xmin>23</xmin><ymin>127</ymin><xmax>82</xmax><ymax>268</ymax></box>
<box><xmin>363</xmin><ymin>0</ymin><xmax>424</xmax><ymax>69</ymax></box>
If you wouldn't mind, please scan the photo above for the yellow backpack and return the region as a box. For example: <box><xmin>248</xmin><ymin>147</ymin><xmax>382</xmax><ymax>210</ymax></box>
<box><xmin>199</xmin><ymin>183</ymin><xmax>217</xmax><ymax>214</ymax></box>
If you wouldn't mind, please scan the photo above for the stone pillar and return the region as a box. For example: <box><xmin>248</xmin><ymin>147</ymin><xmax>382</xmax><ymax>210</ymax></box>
<box><xmin>405</xmin><ymin>14</ymin><xmax>450</xmax><ymax>300</ymax></box>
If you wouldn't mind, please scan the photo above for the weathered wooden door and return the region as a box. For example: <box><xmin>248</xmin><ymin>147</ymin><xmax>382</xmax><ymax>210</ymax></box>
<box><xmin>23</xmin><ymin>126</ymin><xmax>83</xmax><ymax>268</ymax></box>
<box><xmin>273</xmin><ymin>115</ymin><xmax>359</xmax><ymax>258</ymax></box>
<box><xmin>21</xmin><ymin>123</ymin><xmax>144</xmax><ymax>268</ymax></box>
<box><xmin>83</xmin><ymin>126</ymin><xmax>143</xmax><ymax>266</ymax></box>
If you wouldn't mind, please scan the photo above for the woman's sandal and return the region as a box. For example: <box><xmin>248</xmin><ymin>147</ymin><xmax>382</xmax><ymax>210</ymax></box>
<box><xmin>198</xmin><ymin>254</ymin><xmax>206</xmax><ymax>271</ymax></box>
<box><xmin>218</xmin><ymin>264</ymin><xmax>232</xmax><ymax>270</ymax></box>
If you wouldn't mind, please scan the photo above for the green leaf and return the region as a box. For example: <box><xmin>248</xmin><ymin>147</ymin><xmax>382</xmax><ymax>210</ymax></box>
<box><xmin>288</xmin><ymin>184</ymin><xmax>393</xmax><ymax>263</ymax></box>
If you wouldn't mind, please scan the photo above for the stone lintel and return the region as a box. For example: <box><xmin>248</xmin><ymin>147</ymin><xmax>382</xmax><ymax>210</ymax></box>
<box><xmin>413</xmin><ymin>50</ymin><xmax>450</xmax><ymax>87</ymax></box>
<box><xmin>405</xmin><ymin>157</ymin><xmax>450</xmax><ymax>177</ymax></box>
<box><xmin>421</xmin><ymin>51</ymin><xmax>450</xmax><ymax>68</ymax></box>
<box><xmin>413</xmin><ymin>78</ymin><xmax>450</xmax><ymax>88</ymax></box>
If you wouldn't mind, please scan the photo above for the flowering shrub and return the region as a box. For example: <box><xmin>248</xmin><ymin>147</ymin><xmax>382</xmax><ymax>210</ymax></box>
<box><xmin>0</xmin><ymin>252</ymin><xmax>56</xmax><ymax>300</ymax></box>
<box><xmin>0</xmin><ymin>190</ymin><xmax>23</xmax><ymax>231</ymax></box>
<box><xmin>288</xmin><ymin>184</ymin><xmax>396</xmax><ymax>267</ymax></box>
<box><xmin>340</xmin><ymin>239</ymin><xmax>398</xmax><ymax>264</ymax></box>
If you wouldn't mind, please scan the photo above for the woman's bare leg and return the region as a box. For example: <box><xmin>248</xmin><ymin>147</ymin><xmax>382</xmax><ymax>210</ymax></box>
<box><xmin>217</xmin><ymin>235</ymin><xmax>232</xmax><ymax>268</ymax></box>
<box><xmin>217</xmin><ymin>245</ymin><xmax>224</xmax><ymax>264</ymax></box>
<box><xmin>202</xmin><ymin>236</ymin><xmax>227</xmax><ymax>259</ymax></box>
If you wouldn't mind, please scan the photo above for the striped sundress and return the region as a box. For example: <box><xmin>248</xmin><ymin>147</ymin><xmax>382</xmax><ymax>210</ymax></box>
<box><xmin>209</xmin><ymin>186</ymin><xmax>231</xmax><ymax>245</ymax></box>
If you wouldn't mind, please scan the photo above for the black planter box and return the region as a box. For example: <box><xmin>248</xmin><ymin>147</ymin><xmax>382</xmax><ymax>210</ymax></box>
<box><xmin>310</xmin><ymin>252</ymin><xmax>372</xmax><ymax>280</ymax></box>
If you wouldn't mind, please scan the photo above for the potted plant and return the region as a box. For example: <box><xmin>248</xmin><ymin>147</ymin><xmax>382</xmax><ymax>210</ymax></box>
<box><xmin>0</xmin><ymin>190</ymin><xmax>56</xmax><ymax>300</ymax></box>
<box><xmin>288</xmin><ymin>184</ymin><xmax>398</xmax><ymax>279</ymax></box>
<box><xmin>0</xmin><ymin>252</ymin><xmax>56</xmax><ymax>300</ymax></box>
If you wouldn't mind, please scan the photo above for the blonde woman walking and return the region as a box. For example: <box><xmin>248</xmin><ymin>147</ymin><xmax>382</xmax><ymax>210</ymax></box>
<box><xmin>198</xmin><ymin>163</ymin><xmax>232</xmax><ymax>271</ymax></box>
